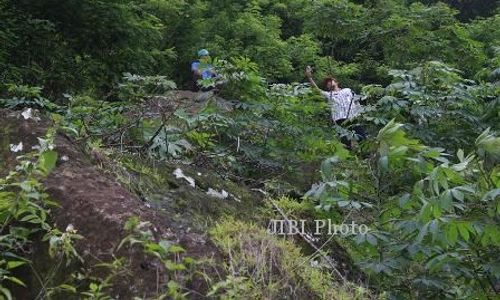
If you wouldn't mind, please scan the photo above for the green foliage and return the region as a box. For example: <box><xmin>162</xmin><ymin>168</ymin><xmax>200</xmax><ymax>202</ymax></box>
<box><xmin>209</xmin><ymin>217</ymin><xmax>370</xmax><ymax>299</ymax></box>
<box><xmin>186</xmin><ymin>131</ymin><xmax>215</xmax><ymax>149</ymax></box>
<box><xmin>210</xmin><ymin>56</ymin><xmax>266</xmax><ymax>100</ymax></box>
<box><xmin>0</xmin><ymin>127</ymin><xmax>82</xmax><ymax>299</ymax></box>
<box><xmin>303</xmin><ymin>0</ymin><xmax>367</xmax><ymax>60</ymax></box>
<box><xmin>118</xmin><ymin>73</ymin><xmax>177</xmax><ymax>102</ymax></box>
<box><xmin>119</xmin><ymin>216</ymin><xmax>196</xmax><ymax>299</ymax></box>
<box><xmin>1</xmin><ymin>0</ymin><xmax>498</xmax><ymax>94</ymax></box>
<box><xmin>148</xmin><ymin>128</ymin><xmax>193</xmax><ymax>160</ymax></box>
<box><xmin>0</xmin><ymin>84</ymin><xmax>59</xmax><ymax>111</ymax></box>
<box><xmin>374</xmin><ymin>2</ymin><xmax>486</xmax><ymax>75</ymax></box>
<box><xmin>1</xmin><ymin>0</ymin><xmax>499</xmax><ymax>298</ymax></box>
<box><xmin>1</xmin><ymin>0</ymin><xmax>173</xmax><ymax>96</ymax></box>
<box><xmin>362</xmin><ymin>61</ymin><xmax>499</xmax><ymax>150</ymax></box>
<box><xmin>62</xmin><ymin>92</ymin><xmax>130</xmax><ymax>141</ymax></box>
<box><xmin>306</xmin><ymin>120</ymin><xmax>500</xmax><ymax>298</ymax></box>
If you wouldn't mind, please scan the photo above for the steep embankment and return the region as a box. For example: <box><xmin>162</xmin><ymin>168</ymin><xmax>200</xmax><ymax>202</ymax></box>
<box><xmin>1</xmin><ymin>91</ymin><xmax>367</xmax><ymax>299</ymax></box>
<box><xmin>0</xmin><ymin>102</ymin><xmax>264</xmax><ymax>298</ymax></box>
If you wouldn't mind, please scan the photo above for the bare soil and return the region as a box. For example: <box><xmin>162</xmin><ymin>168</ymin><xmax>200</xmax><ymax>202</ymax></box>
<box><xmin>0</xmin><ymin>109</ymin><xmax>222</xmax><ymax>298</ymax></box>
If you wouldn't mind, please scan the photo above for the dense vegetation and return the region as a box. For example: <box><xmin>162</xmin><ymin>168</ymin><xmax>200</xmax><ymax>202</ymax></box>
<box><xmin>1</xmin><ymin>0</ymin><xmax>499</xmax><ymax>299</ymax></box>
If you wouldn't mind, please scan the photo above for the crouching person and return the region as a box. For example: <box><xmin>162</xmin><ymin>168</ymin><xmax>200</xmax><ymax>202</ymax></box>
<box><xmin>191</xmin><ymin>49</ymin><xmax>217</xmax><ymax>92</ymax></box>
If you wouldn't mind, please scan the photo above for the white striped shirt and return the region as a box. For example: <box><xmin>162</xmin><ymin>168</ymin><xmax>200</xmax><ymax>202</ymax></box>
<box><xmin>321</xmin><ymin>88</ymin><xmax>362</xmax><ymax>121</ymax></box>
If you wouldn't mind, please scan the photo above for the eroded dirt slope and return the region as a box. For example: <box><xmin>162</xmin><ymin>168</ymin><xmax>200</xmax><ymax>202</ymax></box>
<box><xmin>1</xmin><ymin>108</ymin><xmax>234</xmax><ymax>298</ymax></box>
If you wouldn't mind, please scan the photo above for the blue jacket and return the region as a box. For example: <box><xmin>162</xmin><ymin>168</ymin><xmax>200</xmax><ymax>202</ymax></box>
<box><xmin>191</xmin><ymin>61</ymin><xmax>215</xmax><ymax>80</ymax></box>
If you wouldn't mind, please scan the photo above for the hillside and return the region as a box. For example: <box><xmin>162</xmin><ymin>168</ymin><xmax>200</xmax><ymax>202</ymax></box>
<box><xmin>1</xmin><ymin>0</ymin><xmax>499</xmax><ymax>299</ymax></box>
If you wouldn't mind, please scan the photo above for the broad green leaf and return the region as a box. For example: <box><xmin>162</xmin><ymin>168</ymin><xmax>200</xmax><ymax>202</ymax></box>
<box><xmin>457</xmin><ymin>149</ymin><xmax>464</xmax><ymax>161</ymax></box>
<box><xmin>164</xmin><ymin>260</ymin><xmax>186</xmax><ymax>271</ymax></box>
<box><xmin>7</xmin><ymin>260</ymin><xmax>26</xmax><ymax>269</ymax></box>
<box><xmin>416</xmin><ymin>223</ymin><xmax>429</xmax><ymax>243</ymax></box>
<box><xmin>5</xmin><ymin>276</ymin><xmax>26</xmax><ymax>287</ymax></box>
<box><xmin>58</xmin><ymin>284</ymin><xmax>77</xmax><ymax>293</ymax></box>
<box><xmin>432</xmin><ymin>204</ymin><xmax>442</xmax><ymax>218</ymax></box>
<box><xmin>378</xmin><ymin>156</ymin><xmax>389</xmax><ymax>172</ymax></box>
<box><xmin>440</xmin><ymin>192</ymin><xmax>453</xmax><ymax>210</ymax></box>
<box><xmin>482</xmin><ymin>189</ymin><xmax>500</xmax><ymax>202</ymax></box>
<box><xmin>458</xmin><ymin>223</ymin><xmax>470</xmax><ymax>241</ymax></box>
<box><xmin>399</xmin><ymin>193</ymin><xmax>411</xmax><ymax>208</ymax></box>
<box><xmin>420</xmin><ymin>202</ymin><xmax>432</xmax><ymax>221</ymax></box>
<box><xmin>451</xmin><ymin>189</ymin><xmax>464</xmax><ymax>202</ymax></box>
<box><xmin>168</xmin><ymin>245</ymin><xmax>186</xmax><ymax>254</ymax></box>
<box><xmin>446</xmin><ymin>223</ymin><xmax>458</xmax><ymax>246</ymax></box>
<box><xmin>0</xmin><ymin>287</ymin><xmax>12</xmax><ymax>300</ymax></box>
<box><xmin>39</xmin><ymin>150</ymin><xmax>58</xmax><ymax>174</ymax></box>
<box><xmin>320</xmin><ymin>156</ymin><xmax>340</xmax><ymax>181</ymax></box>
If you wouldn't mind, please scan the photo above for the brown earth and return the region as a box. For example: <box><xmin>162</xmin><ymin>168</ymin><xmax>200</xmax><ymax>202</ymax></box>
<box><xmin>0</xmin><ymin>109</ymin><xmax>225</xmax><ymax>299</ymax></box>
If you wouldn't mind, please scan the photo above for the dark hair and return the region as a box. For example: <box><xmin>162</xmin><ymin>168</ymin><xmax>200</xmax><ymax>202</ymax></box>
<box><xmin>323</xmin><ymin>77</ymin><xmax>340</xmax><ymax>88</ymax></box>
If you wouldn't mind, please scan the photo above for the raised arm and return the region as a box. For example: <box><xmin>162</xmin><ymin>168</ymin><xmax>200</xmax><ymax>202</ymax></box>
<box><xmin>304</xmin><ymin>66</ymin><xmax>320</xmax><ymax>91</ymax></box>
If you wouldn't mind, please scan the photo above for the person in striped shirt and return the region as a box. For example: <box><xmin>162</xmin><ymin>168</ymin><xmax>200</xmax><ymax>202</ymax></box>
<box><xmin>305</xmin><ymin>66</ymin><xmax>366</xmax><ymax>147</ymax></box>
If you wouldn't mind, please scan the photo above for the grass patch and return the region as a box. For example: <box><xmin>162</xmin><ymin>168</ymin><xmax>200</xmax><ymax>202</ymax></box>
<box><xmin>208</xmin><ymin>217</ymin><xmax>373</xmax><ymax>299</ymax></box>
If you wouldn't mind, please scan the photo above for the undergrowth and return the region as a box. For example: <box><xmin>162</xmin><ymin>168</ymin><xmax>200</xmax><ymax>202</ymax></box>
<box><xmin>209</xmin><ymin>217</ymin><xmax>373</xmax><ymax>299</ymax></box>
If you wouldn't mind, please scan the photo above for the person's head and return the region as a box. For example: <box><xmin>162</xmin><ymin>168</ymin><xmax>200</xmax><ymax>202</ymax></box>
<box><xmin>323</xmin><ymin>77</ymin><xmax>340</xmax><ymax>91</ymax></box>
<box><xmin>198</xmin><ymin>49</ymin><xmax>210</xmax><ymax>62</ymax></box>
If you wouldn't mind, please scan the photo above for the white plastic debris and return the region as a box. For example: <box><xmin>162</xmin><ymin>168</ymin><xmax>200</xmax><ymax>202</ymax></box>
<box><xmin>61</xmin><ymin>155</ymin><xmax>69</xmax><ymax>162</ymax></box>
<box><xmin>173</xmin><ymin>168</ymin><xmax>195</xmax><ymax>187</ymax></box>
<box><xmin>206</xmin><ymin>187</ymin><xmax>241</xmax><ymax>202</ymax></box>
<box><xmin>197</xmin><ymin>172</ymin><xmax>202</xmax><ymax>176</ymax></box>
<box><xmin>10</xmin><ymin>142</ymin><xmax>23</xmax><ymax>153</ymax></box>
<box><xmin>65</xmin><ymin>224</ymin><xmax>75</xmax><ymax>232</ymax></box>
<box><xmin>21</xmin><ymin>108</ymin><xmax>33</xmax><ymax>119</ymax></box>
<box><xmin>21</xmin><ymin>108</ymin><xmax>40</xmax><ymax>121</ymax></box>
<box><xmin>206</xmin><ymin>188</ymin><xmax>229</xmax><ymax>199</ymax></box>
